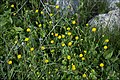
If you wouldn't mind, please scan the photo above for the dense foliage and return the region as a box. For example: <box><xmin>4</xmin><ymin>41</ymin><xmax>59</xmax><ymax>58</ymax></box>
<box><xmin>0</xmin><ymin>0</ymin><xmax>120</xmax><ymax>80</ymax></box>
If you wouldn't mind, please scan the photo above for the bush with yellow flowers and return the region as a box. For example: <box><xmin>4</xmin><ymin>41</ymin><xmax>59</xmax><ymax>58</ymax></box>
<box><xmin>0</xmin><ymin>0</ymin><xmax>120</xmax><ymax>80</ymax></box>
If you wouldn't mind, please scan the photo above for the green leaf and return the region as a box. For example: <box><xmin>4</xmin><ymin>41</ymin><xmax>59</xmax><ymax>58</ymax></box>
<box><xmin>103</xmin><ymin>50</ymin><xmax>113</xmax><ymax>59</ymax></box>
<box><xmin>40</xmin><ymin>30</ymin><xmax>46</xmax><ymax>38</ymax></box>
<box><xmin>0</xmin><ymin>18</ymin><xmax>8</xmax><ymax>27</ymax></box>
<box><xmin>116</xmin><ymin>2</ymin><xmax>120</xmax><ymax>8</ymax></box>
<box><xmin>13</xmin><ymin>27</ymin><xmax>23</xmax><ymax>32</ymax></box>
<box><xmin>0</xmin><ymin>21</ymin><xmax>7</xmax><ymax>27</ymax></box>
<box><xmin>110</xmin><ymin>57</ymin><xmax>119</xmax><ymax>63</ymax></box>
<box><xmin>9</xmin><ymin>17</ymin><xmax>13</xmax><ymax>24</ymax></box>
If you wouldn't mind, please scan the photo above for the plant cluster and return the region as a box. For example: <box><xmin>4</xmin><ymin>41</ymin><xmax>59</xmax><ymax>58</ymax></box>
<box><xmin>0</xmin><ymin>0</ymin><xmax>119</xmax><ymax>80</ymax></box>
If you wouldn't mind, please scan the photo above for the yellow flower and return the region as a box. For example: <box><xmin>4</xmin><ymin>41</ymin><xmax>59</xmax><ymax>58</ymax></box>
<box><xmin>105</xmin><ymin>39</ymin><xmax>109</xmax><ymax>43</ymax></box>
<box><xmin>75</xmin><ymin>36</ymin><xmax>79</xmax><ymax>40</ymax></box>
<box><xmin>58</xmin><ymin>35</ymin><xmax>62</xmax><ymax>39</ymax></box>
<box><xmin>24</xmin><ymin>38</ymin><xmax>29</xmax><ymax>42</ymax></box>
<box><xmin>44</xmin><ymin>54</ymin><xmax>47</xmax><ymax>56</ymax></box>
<box><xmin>72</xmin><ymin>20</ymin><xmax>76</xmax><ymax>24</ymax></box>
<box><xmin>14</xmin><ymin>40</ymin><xmax>18</xmax><ymax>44</ymax></box>
<box><xmin>55</xmin><ymin>5</ymin><xmax>59</xmax><ymax>9</ymax></box>
<box><xmin>41</xmin><ymin>11</ymin><xmax>44</xmax><ymax>14</ymax></box>
<box><xmin>104</xmin><ymin>46</ymin><xmax>108</xmax><ymax>49</ymax></box>
<box><xmin>67</xmin><ymin>32</ymin><xmax>72</xmax><ymax>36</ymax></box>
<box><xmin>49</xmin><ymin>21</ymin><xmax>52</xmax><ymax>24</ymax></box>
<box><xmin>100</xmin><ymin>63</ymin><xmax>104</xmax><ymax>67</ymax></box>
<box><xmin>50</xmin><ymin>40</ymin><xmax>54</xmax><ymax>44</ymax></box>
<box><xmin>61</xmin><ymin>43</ymin><xmax>65</xmax><ymax>47</ymax></box>
<box><xmin>81</xmin><ymin>39</ymin><xmax>83</xmax><ymax>41</ymax></box>
<box><xmin>92</xmin><ymin>27</ymin><xmax>97</xmax><ymax>32</ymax></box>
<box><xmin>13</xmin><ymin>13</ymin><xmax>16</xmax><ymax>16</ymax></box>
<box><xmin>17</xmin><ymin>54</ymin><xmax>21</xmax><ymax>59</ymax></box>
<box><xmin>38</xmin><ymin>24</ymin><xmax>42</xmax><ymax>27</ymax></box>
<box><xmin>67</xmin><ymin>55</ymin><xmax>71</xmax><ymax>60</ymax></box>
<box><xmin>51</xmin><ymin>33</ymin><xmax>54</xmax><ymax>35</ymax></box>
<box><xmin>45</xmin><ymin>59</ymin><xmax>49</xmax><ymax>63</ymax></box>
<box><xmin>79</xmin><ymin>54</ymin><xmax>83</xmax><ymax>58</ymax></box>
<box><xmin>50</xmin><ymin>49</ymin><xmax>55</xmax><ymax>53</ymax></box>
<box><xmin>36</xmin><ymin>72</ymin><xmax>40</xmax><ymax>75</ymax></box>
<box><xmin>35</xmin><ymin>9</ymin><xmax>39</xmax><ymax>13</ymax></box>
<box><xmin>91</xmin><ymin>69</ymin><xmax>95</xmax><ymax>72</ymax></box>
<box><xmin>41</xmin><ymin>46</ymin><xmax>45</xmax><ymax>50</ymax></box>
<box><xmin>11</xmin><ymin>4</ymin><xmax>14</xmax><ymax>8</ymax></box>
<box><xmin>72</xmin><ymin>64</ymin><xmax>76</xmax><ymax>71</ymax></box>
<box><xmin>102</xmin><ymin>35</ymin><xmax>105</xmax><ymax>37</ymax></box>
<box><xmin>36</xmin><ymin>21</ymin><xmax>38</xmax><ymax>25</ymax></box>
<box><xmin>86</xmin><ymin>23</ymin><xmax>89</xmax><ymax>27</ymax></box>
<box><xmin>30</xmin><ymin>47</ymin><xmax>34</xmax><ymax>51</ymax></box>
<box><xmin>82</xmin><ymin>73</ymin><xmax>87</xmax><ymax>78</ymax></box>
<box><xmin>82</xmin><ymin>57</ymin><xmax>85</xmax><ymax>60</ymax></box>
<box><xmin>50</xmin><ymin>13</ymin><xmax>53</xmax><ymax>16</ymax></box>
<box><xmin>8</xmin><ymin>60</ymin><xmax>12</xmax><ymax>64</ymax></box>
<box><xmin>48</xmin><ymin>71</ymin><xmax>51</xmax><ymax>74</ymax></box>
<box><xmin>55</xmin><ymin>33</ymin><xmax>58</xmax><ymax>37</ymax></box>
<box><xmin>84</xmin><ymin>50</ymin><xmax>87</xmax><ymax>54</ymax></box>
<box><xmin>68</xmin><ymin>42</ymin><xmax>72</xmax><ymax>46</ymax></box>
<box><xmin>26</xmin><ymin>28</ymin><xmax>31</xmax><ymax>32</ymax></box>
<box><xmin>25</xmin><ymin>10</ymin><xmax>28</xmax><ymax>13</ymax></box>
<box><xmin>67</xmin><ymin>27</ymin><xmax>71</xmax><ymax>30</ymax></box>
<box><xmin>55</xmin><ymin>68</ymin><xmax>58</xmax><ymax>72</ymax></box>
<box><xmin>61</xmin><ymin>34</ymin><xmax>65</xmax><ymax>38</ymax></box>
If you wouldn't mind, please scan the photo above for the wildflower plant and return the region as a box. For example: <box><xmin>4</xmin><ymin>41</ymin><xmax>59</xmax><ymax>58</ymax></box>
<box><xmin>0</xmin><ymin>0</ymin><xmax>119</xmax><ymax>80</ymax></box>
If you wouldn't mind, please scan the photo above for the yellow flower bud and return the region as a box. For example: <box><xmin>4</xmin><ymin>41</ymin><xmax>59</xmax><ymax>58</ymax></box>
<box><xmin>75</xmin><ymin>36</ymin><xmax>79</xmax><ymax>40</ymax></box>
<box><xmin>50</xmin><ymin>40</ymin><xmax>54</xmax><ymax>44</ymax></box>
<box><xmin>86</xmin><ymin>23</ymin><xmax>89</xmax><ymax>27</ymax></box>
<box><xmin>58</xmin><ymin>35</ymin><xmax>61</xmax><ymax>39</ymax></box>
<box><xmin>79</xmin><ymin>54</ymin><xmax>83</xmax><ymax>58</ymax></box>
<box><xmin>55</xmin><ymin>5</ymin><xmax>59</xmax><ymax>9</ymax></box>
<box><xmin>26</xmin><ymin>28</ymin><xmax>31</xmax><ymax>32</ymax></box>
<box><xmin>82</xmin><ymin>57</ymin><xmax>85</xmax><ymax>60</ymax></box>
<box><xmin>72</xmin><ymin>64</ymin><xmax>76</xmax><ymax>71</ymax></box>
<box><xmin>41</xmin><ymin>11</ymin><xmax>44</xmax><ymax>14</ymax></box>
<box><xmin>92</xmin><ymin>27</ymin><xmax>97</xmax><ymax>32</ymax></box>
<box><xmin>67</xmin><ymin>27</ymin><xmax>71</xmax><ymax>30</ymax></box>
<box><xmin>11</xmin><ymin>4</ymin><xmax>14</xmax><ymax>8</ymax></box>
<box><xmin>55</xmin><ymin>33</ymin><xmax>58</xmax><ymax>37</ymax></box>
<box><xmin>67</xmin><ymin>32</ymin><xmax>72</xmax><ymax>36</ymax></box>
<box><xmin>24</xmin><ymin>38</ymin><xmax>29</xmax><ymax>42</ymax></box>
<box><xmin>50</xmin><ymin>13</ymin><xmax>53</xmax><ymax>16</ymax></box>
<box><xmin>67</xmin><ymin>55</ymin><xmax>71</xmax><ymax>60</ymax></box>
<box><xmin>17</xmin><ymin>54</ymin><xmax>21</xmax><ymax>59</ymax></box>
<box><xmin>61</xmin><ymin>34</ymin><xmax>65</xmax><ymax>38</ymax></box>
<box><xmin>45</xmin><ymin>59</ymin><xmax>49</xmax><ymax>63</ymax></box>
<box><xmin>61</xmin><ymin>43</ymin><xmax>65</xmax><ymax>47</ymax></box>
<box><xmin>104</xmin><ymin>39</ymin><xmax>109</xmax><ymax>43</ymax></box>
<box><xmin>72</xmin><ymin>20</ymin><xmax>76</xmax><ymax>24</ymax></box>
<box><xmin>41</xmin><ymin>46</ymin><xmax>45</xmax><ymax>50</ymax></box>
<box><xmin>104</xmin><ymin>46</ymin><xmax>108</xmax><ymax>49</ymax></box>
<box><xmin>35</xmin><ymin>9</ymin><xmax>39</xmax><ymax>13</ymax></box>
<box><xmin>38</xmin><ymin>24</ymin><xmax>42</xmax><ymax>27</ymax></box>
<box><xmin>82</xmin><ymin>73</ymin><xmax>87</xmax><ymax>78</ymax></box>
<box><xmin>100</xmin><ymin>63</ymin><xmax>104</xmax><ymax>67</ymax></box>
<box><xmin>30</xmin><ymin>47</ymin><xmax>34</xmax><ymax>51</ymax></box>
<box><xmin>8</xmin><ymin>60</ymin><xmax>12</xmax><ymax>64</ymax></box>
<box><xmin>68</xmin><ymin>42</ymin><xmax>72</xmax><ymax>46</ymax></box>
